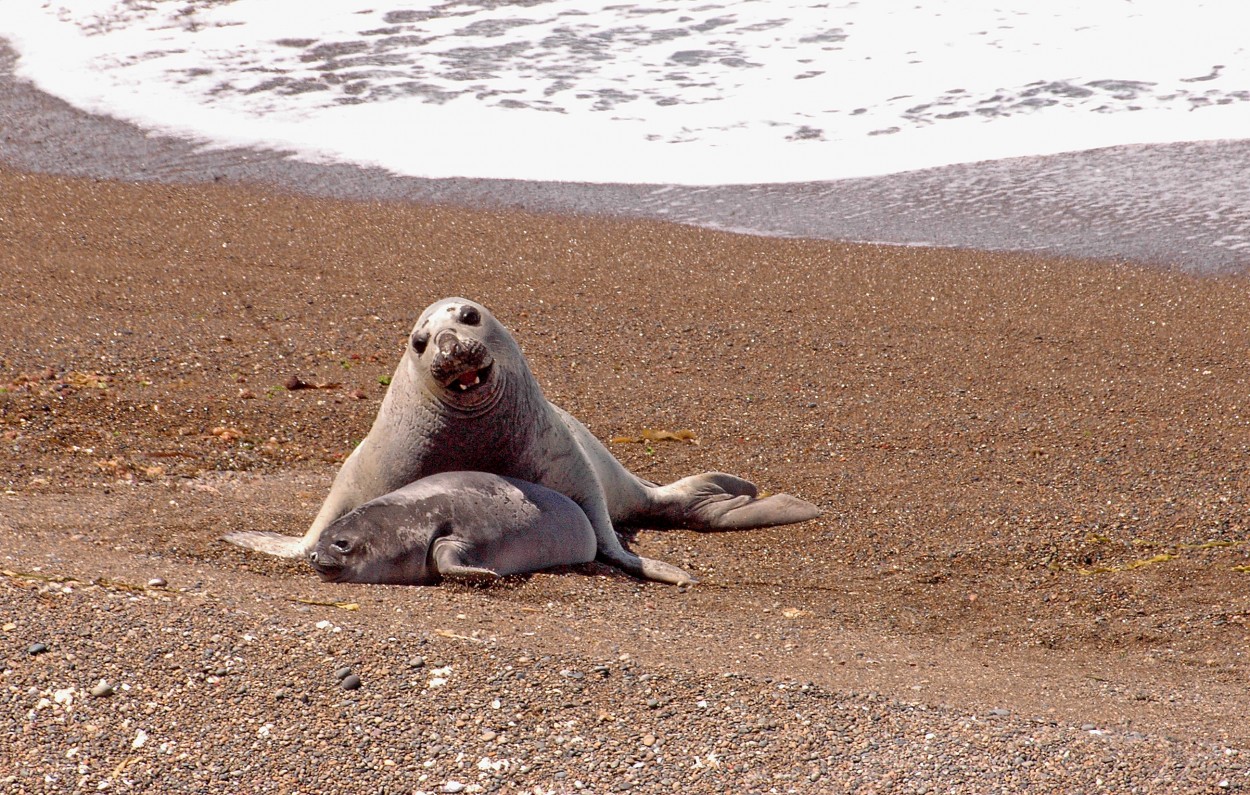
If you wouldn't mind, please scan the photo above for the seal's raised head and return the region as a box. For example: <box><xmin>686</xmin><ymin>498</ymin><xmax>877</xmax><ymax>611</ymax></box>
<box><xmin>406</xmin><ymin>298</ymin><xmax>522</xmax><ymax>414</ymax></box>
<box><xmin>309</xmin><ymin>502</ymin><xmax>434</xmax><ymax>584</ymax></box>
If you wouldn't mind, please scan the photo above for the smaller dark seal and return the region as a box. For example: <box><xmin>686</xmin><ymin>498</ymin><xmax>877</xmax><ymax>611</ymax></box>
<box><xmin>307</xmin><ymin>471</ymin><xmax>596</xmax><ymax>585</ymax></box>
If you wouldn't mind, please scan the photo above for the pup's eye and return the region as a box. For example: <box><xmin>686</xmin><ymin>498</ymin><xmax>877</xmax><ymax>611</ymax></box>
<box><xmin>457</xmin><ymin>305</ymin><xmax>481</xmax><ymax>326</ymax></box>
<box><xmin>411</xmin><ymin>330</ymin><xmax>430</xmax><ymax>354</ymax></box>
<box><xmin>331</xmin><ymin>539</ymin><xmax>353</xmax><ymax>554</ymax></box>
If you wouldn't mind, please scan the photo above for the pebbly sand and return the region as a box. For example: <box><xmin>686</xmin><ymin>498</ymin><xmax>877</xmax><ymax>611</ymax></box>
<box><xmin>2</xmin><ymin>49</ymin><xmax>1250</xmax><ymax>794</ymax></box>
<box><xmin>3</xmin><ymin>166</ymin><xmax>1249</xmax><ymax>792</ymax></box>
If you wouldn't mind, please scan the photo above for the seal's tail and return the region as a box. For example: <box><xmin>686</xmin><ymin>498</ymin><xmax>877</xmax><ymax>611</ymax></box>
<box><xmin>650</xmin><ymin>472</ymin><xmax>822</xmax><ymax>530</ymax></box>
<box><xmin>222</xmin><ymin>530</ymin><xmax>309</xmax><ymax>559</ymax></box>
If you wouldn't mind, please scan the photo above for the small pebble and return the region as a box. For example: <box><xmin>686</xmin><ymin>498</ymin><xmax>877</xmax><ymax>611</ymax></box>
<box><xmin>333</xmin><ymin>666</ymin><xmax>353</xmax><ymax>681</ymax></box>
<box><xmin>641</xmin><ymin>734</ymin><xmax>656</xmax><ymax>747</ymax></box>
<box><xmin>147</xmin><ymin>577</ymin><xmax>167</xmax><ymax>588</ymax></box>
<box><xmin>340</xmin><ymin>674</ymin><xmax>362</xmax><ymax>691</ymax></box>
<box><xmin>90</xmin><ymin>680</ymin><xmax>115</xmax><ymax>698</ymax></box>
<box><xmin>28</xmin><ymin>643</ymin><xmax>48</xmax><ymax>655</ymax></box>
<box><xmin>443</xmin><ymin>782</ymin><xmax>465</xmax><ymax>794</ymax></box>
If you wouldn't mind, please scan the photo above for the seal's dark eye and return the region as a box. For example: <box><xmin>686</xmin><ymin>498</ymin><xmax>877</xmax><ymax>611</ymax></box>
<box><xmin>458</xmin><ymin>305</ymin><xmax>481</xmax><ymax>326</ymax></box>
<box><xmin>331</xmin><ymin>539</ymin><xmax>353</xmax><ymax>554</ymax></box>
<box><xmin>411</xmin><ymin>330</ymin><xmax>429</xmax><ymax>354</ymax></box>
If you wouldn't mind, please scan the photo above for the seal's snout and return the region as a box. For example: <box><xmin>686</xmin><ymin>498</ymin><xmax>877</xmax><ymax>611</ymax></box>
<box><xmin>308</xmin><ymin>545</ymin><xmax>347</xmax><ymax>581</ymax></box>
<box><xmin>435</xmin><ymin>328</ymin><xmax>462</xmax><ymax>355</ymax></box>
<box><xmin>429</xmin><ymin>330</ymin><xmax>495</xmax><ymax>398</ymax></box>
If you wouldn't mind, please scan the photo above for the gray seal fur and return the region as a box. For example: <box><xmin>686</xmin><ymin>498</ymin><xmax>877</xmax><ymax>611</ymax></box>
<box><xmin>224</xmin><ymin>297</ymin><xmax>821</xmax><ymax>584</ymax></box>
<box><xmin>307</xmin><ymin>472</ymin><xmax>596</xmax><ymax>584</ymax></box>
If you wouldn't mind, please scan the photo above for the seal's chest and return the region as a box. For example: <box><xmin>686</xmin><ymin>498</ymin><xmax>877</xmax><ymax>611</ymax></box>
<box><xmin>424</xmin><ymin>417</ymin><xmax>523</xmax><ymax>473</ymax></box>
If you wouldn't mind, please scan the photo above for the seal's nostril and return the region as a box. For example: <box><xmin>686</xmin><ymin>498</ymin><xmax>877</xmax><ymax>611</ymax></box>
<box><xmin>435</xmin><ymin>329</ymin><xmax>460</xmax><ymax>354</ymax></box>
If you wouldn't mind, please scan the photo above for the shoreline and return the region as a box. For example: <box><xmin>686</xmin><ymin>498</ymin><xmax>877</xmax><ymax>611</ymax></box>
<box><xmin>2</xmin><ymin>39</ymin><xmax>1250</xmax><ymax>275</ymax></box>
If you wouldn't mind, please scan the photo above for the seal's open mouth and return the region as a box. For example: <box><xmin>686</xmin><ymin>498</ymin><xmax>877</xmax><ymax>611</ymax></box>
<box><xmin>450</xmin><ymin>361</ymin><xmax>493</xmax><ymax>392</ymax></box>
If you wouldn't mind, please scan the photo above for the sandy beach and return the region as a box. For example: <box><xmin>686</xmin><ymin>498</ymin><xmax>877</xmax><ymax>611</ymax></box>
<box><xmin>2</xmin><ymin>160</ymin><xmax>1249</xmax><ymax>792</ymax></box>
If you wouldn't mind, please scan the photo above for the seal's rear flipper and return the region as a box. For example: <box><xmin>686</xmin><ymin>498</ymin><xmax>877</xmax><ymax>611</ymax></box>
<box><xmin>693</xmin><ymin>492</ymin><xmax>822</xmax><ymax>529</ymax></box>
<box><xmin>652</xmin><ymin>472</ymin><xmax>822</xmax><ymax>530</ymax></box>
<box><xmin>222</xmin><ymin>530</ymin><xmax>308</xmax><ymax>559</ymax></box>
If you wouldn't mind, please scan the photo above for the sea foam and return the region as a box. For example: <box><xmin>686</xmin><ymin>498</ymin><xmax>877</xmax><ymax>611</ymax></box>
<box><xmin>3</xmin><ymin>0</ymin><xmax>1248</xmax><ymax>185</ymax></box>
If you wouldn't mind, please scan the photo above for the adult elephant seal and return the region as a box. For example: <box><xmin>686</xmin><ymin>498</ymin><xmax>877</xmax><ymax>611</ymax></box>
<box><xmin>308</xmin><ymin>472</ymin><xmax>596</xmax><ymax>585</ymax></box>
<box><xmin>225</xmin><ymin>297</ymin><xmax>821</xmax><ymax>585</ymax></box>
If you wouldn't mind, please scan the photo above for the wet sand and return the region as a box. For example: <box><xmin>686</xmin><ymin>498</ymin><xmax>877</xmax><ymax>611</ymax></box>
<box><xmin>2</xmin><ymin>38</ymin><xmax>1250</xmax><ymax>793</ymax></box>
<box><xmin>2</xmin><ymin>40</ymin><xmax>1249</xmax><ymax>275</ymax></box>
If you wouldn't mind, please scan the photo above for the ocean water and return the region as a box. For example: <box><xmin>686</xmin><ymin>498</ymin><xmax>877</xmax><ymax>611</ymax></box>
<box><xmin>3</xmin><ymin>0</ymin><xmax>1249</xmax><ymax>186</ymax></box>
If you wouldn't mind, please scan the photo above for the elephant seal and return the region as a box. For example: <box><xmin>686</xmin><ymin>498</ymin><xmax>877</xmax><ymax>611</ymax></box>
<box><xmin>308</xmin><ymin>472</ymin><xmax>596</xmax><ymax>585</ymax></box>
<box><xmin>225</xmin><ymin>297</ymin><xmax>821</xmax><ymax>585</ymax></box>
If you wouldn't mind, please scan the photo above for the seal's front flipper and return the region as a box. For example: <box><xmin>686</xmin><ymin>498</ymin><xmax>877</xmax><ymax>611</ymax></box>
<box><xmin>438</xmin><ymin>565</ymin><xmax>505</xmax><ymax>583</ymax></box>
<box><xmin>637</xmin><ymin>554</ymin><xmax>699</xmax><ymax>586</ymax></box>
<box><xmin>652</xmin><ymin>472</ymin><xmax>822</xmax><ymax>530</ymax></box>
<box><xmin>597</xmin><ymin>548</ymin><xmax>699</xmax><ymax>586</ymax></box>
<box><xmin>223</xmin><ymin>530</ymin><xmax>308</xmax><ymax>559</ymax></box>
<box><xmin>431</xmin><ymin>538</ymin><xmax>504</xmax><ymax>582</ymax></box>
